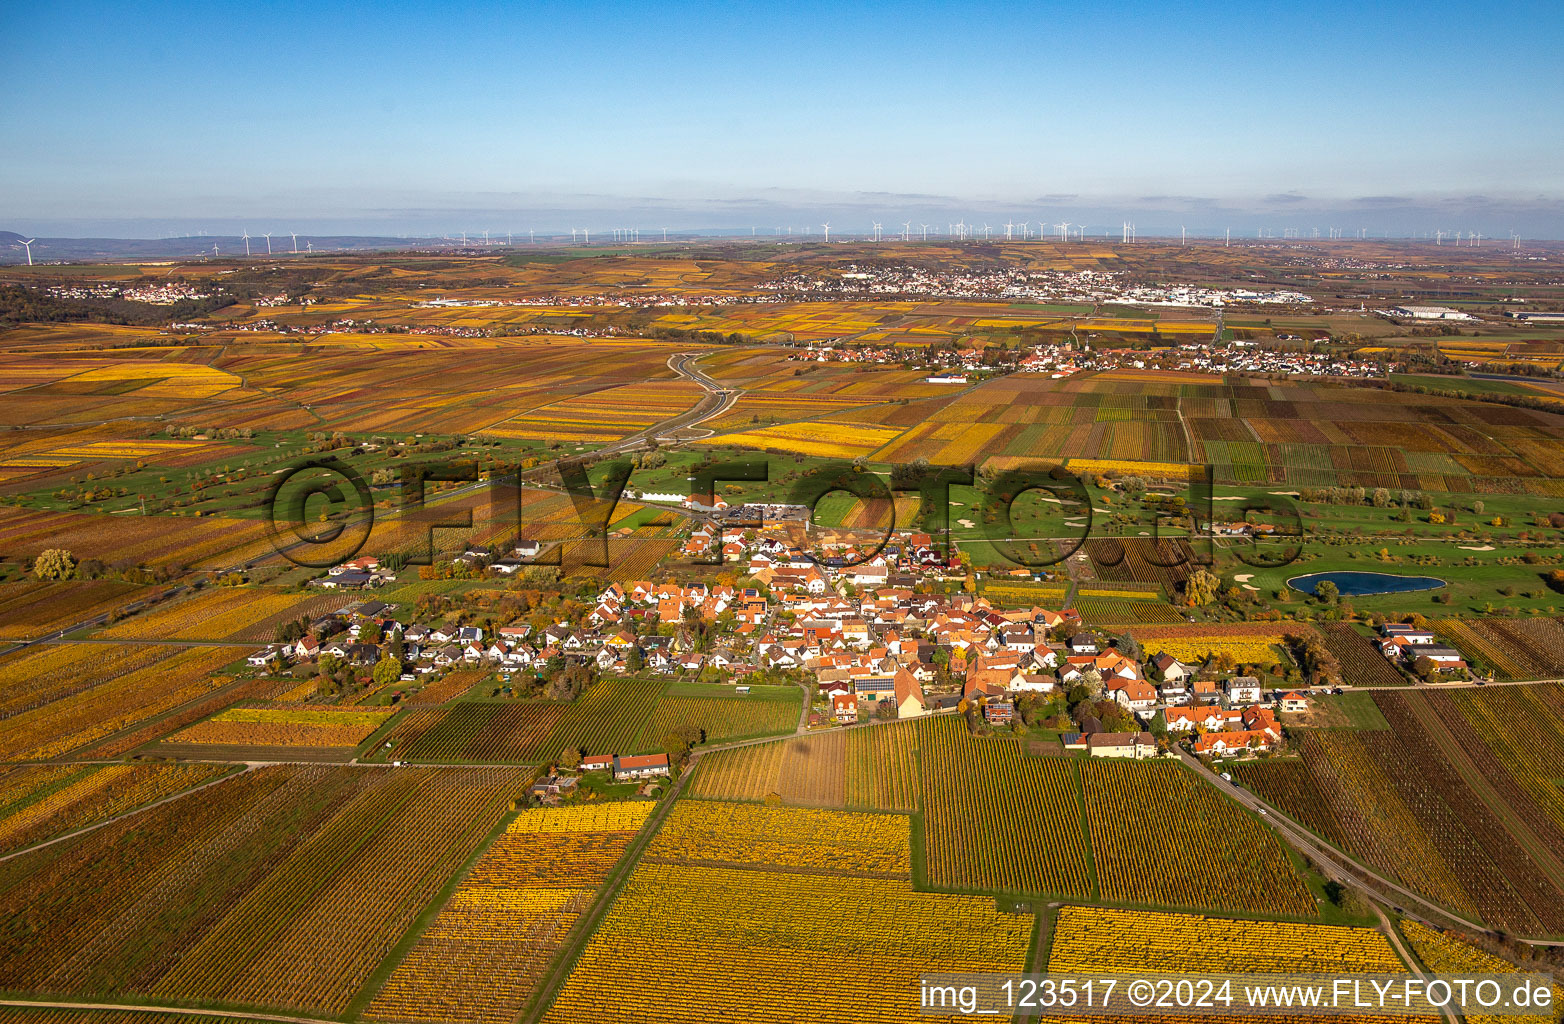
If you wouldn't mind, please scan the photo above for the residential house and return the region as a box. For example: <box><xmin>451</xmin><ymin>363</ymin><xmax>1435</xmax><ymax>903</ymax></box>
<box><xmin>1087</xmin><ymin>731</ymin><xmax>1157</xmax><ymax>759</ymax></box>
<box><xmin>893</xmin><ymin>667</ymin><xmax>927</xmax><ymax>719</ymax></box>
<box><xmin>1226</xmin><ymin>676</ymin><xmax>1262</xmax><ymax>705</ymax></box>
<box><xmin>613</xmin><ymin>753</ymin><xmax>671</xmax><ymax>781</ymax></box>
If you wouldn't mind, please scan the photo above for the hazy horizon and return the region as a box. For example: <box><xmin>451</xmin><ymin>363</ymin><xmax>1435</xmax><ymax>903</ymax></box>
<box><xmin>4</xmin><ymin>0</ymin><xmax>1562</xmax><ymax>239</ymax></box>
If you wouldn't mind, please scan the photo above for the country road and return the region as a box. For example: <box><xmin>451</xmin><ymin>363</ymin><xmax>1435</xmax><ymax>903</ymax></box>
<box><xmin>1174</xmin><ymin>748</ymin><xmax>1564</xmax><ymax>948</ymax></box>
<box><xmin>0</xmin><ymin>1000</ymin><xmax>336</xmax><ymax>1024</ymax></box>
<box><xmin>0</xmin><ymin>350</ymin><xmax>737</xmax><ymax>659</ymax></box>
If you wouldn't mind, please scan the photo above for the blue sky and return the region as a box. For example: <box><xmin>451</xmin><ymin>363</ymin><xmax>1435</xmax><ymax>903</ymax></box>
<box><xmin>2</xmin><ymin>0</ymin><xmax>1562</xmax><ymax>236</ymax></box>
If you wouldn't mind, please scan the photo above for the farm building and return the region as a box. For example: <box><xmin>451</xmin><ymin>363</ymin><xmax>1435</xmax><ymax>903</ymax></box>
<box><xmin>1087</xmin><ymin>732</ymin><xmax>1157</xmax><ymax>759</ymax></box>
<box><xmin>613</xmin><ymin>753</ymin><xmax>670</xmax><ymax>781</ymax></box>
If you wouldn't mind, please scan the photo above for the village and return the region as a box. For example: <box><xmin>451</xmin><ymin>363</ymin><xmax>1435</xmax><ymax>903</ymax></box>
<box><xmin>238</xmin><ymin>504</ymin><xmax>1460</xmax><ymax>776</ymax></box>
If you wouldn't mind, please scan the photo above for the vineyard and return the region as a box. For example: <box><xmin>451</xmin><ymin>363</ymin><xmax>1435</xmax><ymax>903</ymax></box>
<box><xmin>1085</xmin><ymin>537</ymin><xmax>1196</xmax><ymax>596</ymax></box>
<box><xmin>1399</xmin><ymin>921</ymin><xmax>1558</xmax><ymax>1024</ymax></box>
<box><xmin>1129</xmin><ymin>622</ymin><xmax>1304</xmax><ymax>665</ymax></box>
<box><xmin>645</xmin><ymin>800</ymin><xmax>910</xmax><ymax>876</ymax></box>
<box><xmin>0</xmin><ymin>644</ymin><xmax>244</xmax><ymax>761</ymax></box>
<box><xmin>1074</xmin><ymin>591</ymin><xmax>1188</xmax><ymax>626</ymax></box>
<box><xmin>0</xmin><ymin>580</ymin><xmax>143</xmax><ymax>640</ymax></box>
<box><xmin>690</xmin><ymin>719</ymin><xmax>924</xmax><ymax>811</ymax></box>
<box><xmin>390</xmin><ymin>679</ymin><xmax>794</xmax><ymax>764</ymax></box>
<box><xmin>1081</xmin><ymin>759</ymin><xmax>1317</xmax><ymax>916</ymax></box>
<box><xmin>0</xmin><ymin>764</ymin><xmax>530</xmax><ymax>1013</ymax></box>
<box><xmin>538</xmin><ymin>803</ymin><xmax>1033</xmax><ymax>1024</ymax></box>
<box><xmin>688</xmin><ymin>729</ymin><xmax>849</xmax><ymax>805</ymax></box>
<box><xmin>1042</xmin><ymin>904</ymin><xmax>1410</xmax><ymax>1021</ymax></box>
<box><xmin>365</xmin><ymin>802</ymin><xmax>652</xmax><ymax>1024</ymax></box>
<box><xmin>918</xmin><ymin>715</ymin><xmax>1094</xmax><ymax>899</ymax></box>
<box><xmin>630</xmin><ymin>690</ymin><xmax>800</xmax><ymax>748</ymax></box>
<box><xmin>165</xmin><ymin>706</ymin><xmax>395</xmax><ymax>749</ymax></box>
<box><xmin>1318</xmin><ymin>622</ymin><xmax>1409</xmax><ymax>687</ymax></box>
<box><xmin>0</xmin><ymin>762</ymin><xmax>230</xmax><ymax>854</ymax></box>
<box><xmin>1433</xmin><ymin>617</ymin><xmax>1564</xmax><ymax>680</ymax></box>
<box><xmin>96</xmin><ymin>588</ymin><xmax>344</xmax><ymax>643</ymax></box>
<box><xmin>1233</xmin><ymin>692</ymin><xmax>1564</xmax><ymax>936</ymax></box>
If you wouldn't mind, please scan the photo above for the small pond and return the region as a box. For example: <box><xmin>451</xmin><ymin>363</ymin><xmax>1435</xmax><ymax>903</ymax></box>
<box><xmin>1286</xmin><ymin>570</ymin><xmax>1446</xmax><ymax>597</ymax></box>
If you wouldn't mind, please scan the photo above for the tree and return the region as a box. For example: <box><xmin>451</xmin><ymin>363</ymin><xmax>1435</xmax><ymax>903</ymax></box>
<box><xmin>1412</xmin><ymin>655</ymin><xmax>1436</xmax><ymax>680</ymax></box>
<box><xmin>662</xmin><ymin>724</ymin><xmax>704</xmax><ymax>766</ymax></box>
<box><xmin>558</xmin><ymin>746</ymin><xmax>582</xmax><ymax>770</ymax></box>
<box><xmin>33</xmin><ymin>548</ymin><xmax>76</xmax><ymax>581</ymax></box>
<box><xmin>1314</xmin><ymin>580</ymin><xmax>1339</xmax><ymax>606</ymax></box>
<box><xmin>1371</xmin><ymin>487</ymin><xmax>1392</xmax><ymax>508</ymax></box>
<box><xmin>359</xmin><ymin>619</ymin><xmax>382</xmax><ymax>646</ymax></box>
<box><xmin>372</xmin><ymin>656</ymin><xmax>401</xmax><ymax>689</ymax></box>
<box><xmin>1183</xmin><ymin>569</ymin><xmax>1220</xmax><ymax>607</ymax></box>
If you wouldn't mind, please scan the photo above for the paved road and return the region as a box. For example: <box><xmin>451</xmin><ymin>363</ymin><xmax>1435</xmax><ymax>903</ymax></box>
<box><xmin>1175</xmin><ymin>748</ymin><xmax>1535</xmax><ymax>944</ymax></box>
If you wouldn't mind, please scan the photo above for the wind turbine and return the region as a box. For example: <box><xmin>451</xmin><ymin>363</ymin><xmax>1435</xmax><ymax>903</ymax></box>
<box><xmin>1019</xmin><ymin>221</ymin><xmax>1030</xmax><ymax>240</ymax></box>
<box><xmin>901</xmin><ymin>221</ymin><xmax>911</xmax><ymax>241</ymax></box>
<box><xmin>242</xmin><ymin>230</ymin><xmax>251</xmax><ymax>256</ymax></box>
<box><xmin>872</xmin><ymin>221</ymin><xmax>882</xmax><ymax>242</ymax></box>
<box><xmin>821</xmin><ymin>222</ymin><xmax>830</xmax><ymax>243</ymax></box>
<box><xmin>291</xmin><ymin>232</ymin><xmax>298</xmax><ymax>253</ymax></box>
<box><xmin>663</xmin><ymin>227</ymin><xmax>669</xmax><ymax>242</ymax></box>
<box><xmin>919</xmin><ymin>223</ymin><xmax>929</xmax><ymax>241</ymax></box>
<box><xmin>1003</xmin><ymin>221</ymin><xmax>1014</xmax><ymax>241</ymax></box>
<box><xmin>18</xmin><ymin>238</ymin><xmax>35</xmax><ymax>266</ymax></box>
<box><xmin>263</xmin><ymin>232</ymin><xmax>272</xmax><ymax>254</ymax></box>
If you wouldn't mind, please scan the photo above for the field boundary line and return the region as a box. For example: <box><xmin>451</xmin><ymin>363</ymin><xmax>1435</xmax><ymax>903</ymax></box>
<box><xmin>0</xmin><ymin>999</ymin><xmax>336</xmax><ymax>1024</ymax></box>
<box><xmin>0</xmin><ymin>765</ymin><xmax>252</xmax><ymax>864</ymax></box>
<box><xmin>1396</xmin><ymin>690</ymin><xmax>1564</xmax><ymax>897</ymax></box>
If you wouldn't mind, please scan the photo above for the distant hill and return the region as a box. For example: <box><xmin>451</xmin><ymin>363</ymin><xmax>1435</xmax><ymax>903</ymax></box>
<box><xmin>0</xmin><ymin>231</ymin><xmax>27</xmax><ymax>245</ymax></box>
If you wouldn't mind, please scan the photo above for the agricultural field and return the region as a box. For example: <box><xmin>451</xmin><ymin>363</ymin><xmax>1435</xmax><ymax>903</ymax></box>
<box><xmin>385</xmin><ymin>679</ymin><xmax>797</xmax><ymax>764</ymax></box>
<box><xmin>1233</xmin><ymin>688</ymin><xmax>1564</xmax><ymax>936</ymax></box>
<box><xmin>365</xmin><ymin>802</ymin><xmax>652</xmax><ymax>1024</ymax></box>
<box><xmin>0</xmin><ymin>643</ymin><xmax>245</xmax><ymax>761</ymax></box>
<box><xmin>1432</xmin><ymin>617</ymin><xmax>1564</xmax><ymax>679</ymax></box>
<box><xmin>1081</xmin><ymin>759</ymin><xmax>1317</xmax><ymax>916</ymax></box>
<box><xmin>0</xmin><ymin>762</ymin><xmax>231</xmax><ymax>854</ymax></box>
<box><xmin>1399</xmin><ymin>921</ymin><xmax>1559</xmax><ymax>1024</ymax></box>
<box><xmin>693</xmin><ymin>717</ymin><xmax>1312</xmax><ymax>913</ymax></box>
<box><xmin>917</xmin><ymin>715</ymin><xmax>1094</xmax><ymax>899</ymax></box>
<box><xmin>5</xmin><ymin>242</ymin><xmax>1564</xmax><ymax>1023</ymax></box>
<box><xmin>1129</xmin><ymin>622</ymin><xmax>1304</xmax><ymax>665</ymax></box>
<box><xmin>538</xmin><ymin>803</ymin><xmax>1033</xmax><ymax>1024</ymax></box>
<box><xmin>0</xmin><ymin>579</ymin><xmax>144</xmax><ymax>639</ymax></box>
<box><xmin>95</xmin><ymin>587</ymin><xmax>346</xmax><ymax>643</ymax></box>
<box><xmin>688</xmin><ymin>728</ymin><xmax>850</xmax><ymax>805</ymax></box>
<box><xmin>645</xmin><ymin>799</ymin><xmax>910</xmax><ymax>876</ymax></box>
<box><xmin>162</xmin><ymin>706</ymin><xmax>396</xmax><ymax>751</ymax></box>
<box><xmin>1041</xmin><ymin>905</ymin><xmax>1414</xmax><ymax>1024</ymax></box>
<box><xmin>0</xmin><ymin>764</ymin><xmax>529</xmax><ymax>1013</ymax></box>
<box><xmin>1317</xmin><ymin>622</ymin><xmax>1410</xmax><ymax>686</ymax></box>
<box><xmin>630</xmin><ymin>686</ymin><xmax>801</xmax><ymax>748</ymax></box>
